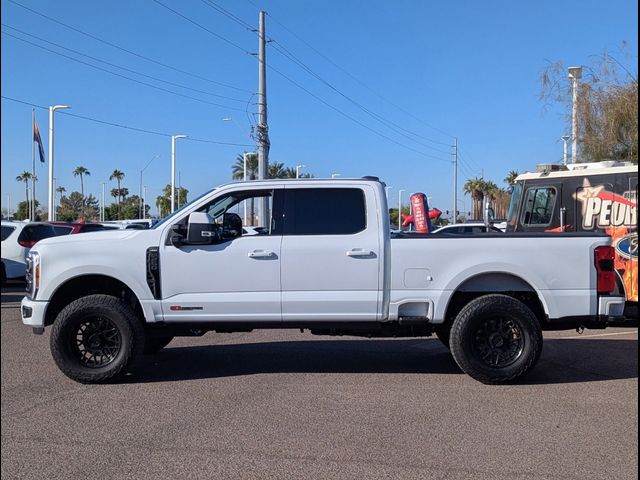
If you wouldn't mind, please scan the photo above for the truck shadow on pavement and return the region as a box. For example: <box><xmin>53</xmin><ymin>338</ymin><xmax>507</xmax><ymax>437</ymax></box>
<box><xmin>127</xmin><ymin>337</ymin><xmax>638</xmax><ymax>385</ymax></box>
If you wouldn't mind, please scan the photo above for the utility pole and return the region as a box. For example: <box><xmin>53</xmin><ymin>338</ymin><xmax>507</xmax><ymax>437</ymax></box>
<box><xmin>31</xmin><ymin>109</ymin><xmax>36</xmax><ymax>220</ymax></box>
<box><xmin>452</xmin><ymin>138</ymin><xmax>458</xmax><ymax>223</ymax></box>
<box><xmin>257</xmin><ymin>10</ymin><xmax>270</xmax><ymax>227</ymax></box>
<box><xmin>568</xmin><ymin>66</ymin><xmax>582</xmax><ymax>164</ymax></box>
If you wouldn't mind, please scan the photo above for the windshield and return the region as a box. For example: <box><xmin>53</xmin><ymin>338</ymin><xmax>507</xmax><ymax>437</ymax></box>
<box><xmin>506</xmin><ymin>182</ymin><xmax>523</xmax><ymax>229</ymax></box>
<box><xmin>152</xmin><ymin>188</ymin><xmax>216</xmax><ymax>229</ymax></box>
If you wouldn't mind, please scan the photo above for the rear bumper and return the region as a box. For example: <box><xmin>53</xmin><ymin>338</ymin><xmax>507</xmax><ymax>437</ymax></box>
<box><xmin>544</xmin><ymin>295</ymin><xmax>626</xmax><ymax>330</ymax></box>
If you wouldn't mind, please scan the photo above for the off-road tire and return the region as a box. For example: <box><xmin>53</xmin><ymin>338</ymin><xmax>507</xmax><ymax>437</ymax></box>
<box><xmin>449</xmin><ymin>294</ymin><xmax>543</xmax><ymax>384</ymax></box>
<box><xmin>143</xmin><ymin>335</ymin><xmax>174</xmax><ymax>354</ymax></box>
<box><xmin>434</xmin><ymin>323</ymin><xmax>451</xmax><ymax>349</ymax></box>
<box><xmin>50</xmin><ymin>294</ymin><xmax>144</xmax><ymax>384</ymax></box>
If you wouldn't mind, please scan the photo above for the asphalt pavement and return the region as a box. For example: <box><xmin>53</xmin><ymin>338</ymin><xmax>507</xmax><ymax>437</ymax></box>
<box><xmin>1</xmin><ymin>283</ymin><xmax>638</xmax><ymax>480</ymax></box>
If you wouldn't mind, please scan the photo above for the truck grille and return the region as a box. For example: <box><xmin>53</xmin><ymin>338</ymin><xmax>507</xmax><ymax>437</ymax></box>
<box><xmin>25</xmin><ymin>255</ymin><xmax>33</xmax><ymax>298</ymax></box>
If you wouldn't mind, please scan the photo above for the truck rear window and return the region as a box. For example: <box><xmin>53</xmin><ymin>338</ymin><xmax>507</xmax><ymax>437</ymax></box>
<box><xmin>283</xmin><ymin>188</ymin><xmax>366</xmax><ymax>235</ymax></box>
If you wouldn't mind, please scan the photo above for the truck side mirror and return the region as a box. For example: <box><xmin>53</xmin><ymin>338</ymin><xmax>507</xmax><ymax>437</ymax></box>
<box><xmin>186</xmin><ymin>212</ymin><xmax>219</xmax><ymax>245</ymax></box>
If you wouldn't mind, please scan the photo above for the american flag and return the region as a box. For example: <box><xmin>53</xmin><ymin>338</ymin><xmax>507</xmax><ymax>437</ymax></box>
<box><xmin>33</xmin><ymin>118</ymin><xmax>45</xmax><ymax>163</ymax></box>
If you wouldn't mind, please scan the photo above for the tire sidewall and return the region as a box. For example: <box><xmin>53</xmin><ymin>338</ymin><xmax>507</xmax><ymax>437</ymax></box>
<box><xmin>450</xmin><ymin>294</ymin><xmax>542</xmax><ymax>384</ymax></box>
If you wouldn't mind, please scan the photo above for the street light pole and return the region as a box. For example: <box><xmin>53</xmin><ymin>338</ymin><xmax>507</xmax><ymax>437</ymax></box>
<box><xmin>140</xmin><ymin>154</ymin><xmax>159</xmax><ymax>218</ymax></box>
<box><xmin>171</xmin><ymin>135</ymin><xmax>188</xmax><ymax>213</ymax></box>
<box><xmin>101</xmin><ymin>182</ymin><xmax>106</xmax><ymax>221</ymax></box>
<box><xmin>47</xmin><ymin>104</ymin><xmax>70</xmax><ymax>221</ymax></box>
<box><xmin>385</xmin><ymin>186</ymin><xmax>392</xmax><ymax>204</ymax></box>
<box><xmin>143</xmin><ymin>186</ymin><xmax>148</xmax><ymax>220</ymax></box>
<box><xmin>398</xmin><ymin>189</ymin><xmax>405</xmax><ymax>230</ymax></box>
<box><xmin>295</xmin><ymin>164</ymin><xmax>306</xmax><ymax>178</ymax></box>
<box><xmin>561</xmin><ymin>135</ymin><xmax>570</xmax><ymax>166</ymax></box>
<box><xmin>568</xmin><ymin>66</ymin><xmax>582</xmax><ymax>164</ymax></box>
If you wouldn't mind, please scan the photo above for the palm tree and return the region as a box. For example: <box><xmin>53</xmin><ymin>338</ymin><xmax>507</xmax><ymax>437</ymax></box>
<box><xmin>268</xmin><ymin>162</ymin><xmax>289</xmax><ymax>179</ymax></box>
<box><xmin>73</xmin><ymin>166</ymin><xmax>90</xmax><ymax>199</ymax></box>
<box><xmin>73</xmin><ymin>166</ymin><xmax>91</xmax><ymax>218</ymax></box>
<box><xmin>504</xmin><ymin>170</ymin><xmax>519</xmax><ymax>193</ymax></box>
<box><xmin>231</xmin><ymin>153</ymin><xmax>258</xmax><ymax>225</ymax></box>
<box><xmin>16</xmin><ymin>171</ymin><xmax>33</xmax><ymax>214</ymax></box>
<box><xmin>109</xmin><ymin>169</ymin><xmax>125</xmax><ymax>219</ymax></box>
<box><xmin>231</xmin><ymin>153</ymin><xmax>258</xmax><ymax>181</ymax></box>
<box><xmin>463</xmin><ymin>177</ymin><xmax>485</xmax><ymax>220</ymax></box>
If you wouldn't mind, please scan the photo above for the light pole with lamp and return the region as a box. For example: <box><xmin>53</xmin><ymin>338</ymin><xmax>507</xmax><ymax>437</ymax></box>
<box><xmin>561</xmin><ymin>135</ymin><xmax>570</xmax><ymax>166</ymax></box>
<box><xmin>398</xmin><ymin>189</ymin><xmax>405</xmax><ymax>230</ymax></box>
<box><xmin>143</xmin><ymin>186</ymin><xmax>148</xmax><ymax>220</ymax></box>
<box><xmin>140</xmin><ymin>154</ymin><xmax>160</xmax><ymax>218</ymax></box>
<box><xmin>568</xmin><ymin>66</ymin><xmax>582</xmax><ymax>164</ymax></box>
<box><xmin>47</xmin><ymin>104</ymin><xmax>70</xmax><ymax>220</ymax></box>
<box><xmin>101</xmin><ymin>182</ymin><xmax>106</xmax><ymax>222</ymax></box>
<box><xmin>171</xmin><ymin>135</ymin><xmax>188</xmax><ymax>213</ymax></box>
<box><xmin>295</xmin><ymin>164</ymin><xmax>306</xmax><ymax>178</ymax></box>
<box><xmin>385</xmin><ymin>186</ymin><xmax>392</xmax><ymax>202</ymax></box>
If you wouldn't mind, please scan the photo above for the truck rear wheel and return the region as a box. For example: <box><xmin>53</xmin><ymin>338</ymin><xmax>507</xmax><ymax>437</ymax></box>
<box><xmin>449</xmin><ymin>294</ymin><xmax>542</xmax><ymax>384</ymax></box>
<box><xmin>50</xmin><ymin>294</ymin><xmax>144</xmax><ymax>384</ymax></box>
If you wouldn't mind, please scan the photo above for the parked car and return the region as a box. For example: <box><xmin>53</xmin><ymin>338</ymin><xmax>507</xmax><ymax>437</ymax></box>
<box><xmin>50</xmin><ymin>221</ymin><xmax>120</xmax><ymax>235</ymax></box>
<box><xmin>1</xmin><ymin>221</ymin><xmax>60</xmax><ymax>285</ymax></box>
<box><xmin>431</xmin><ymin>223</ymin><xmax>503</xmax><ymax>235</ymax></box>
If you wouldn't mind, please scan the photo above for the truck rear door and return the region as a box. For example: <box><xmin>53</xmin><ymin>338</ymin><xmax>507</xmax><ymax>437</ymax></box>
<box><xmin>280</xmin><ymin>185</ymin><xmax>381</xmax><ymax>321</ymax></box>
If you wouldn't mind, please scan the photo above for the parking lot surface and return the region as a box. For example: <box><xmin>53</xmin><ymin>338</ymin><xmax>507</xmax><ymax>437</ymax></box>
<box><xmin>2</xmin><ymin>282</ymin><xmax>638</xmax><ymax>480</ymax></box>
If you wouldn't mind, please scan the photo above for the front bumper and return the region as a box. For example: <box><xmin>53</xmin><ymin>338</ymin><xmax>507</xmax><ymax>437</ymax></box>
<box><xmin>21</xmin><ymin>297</ymin><xmax>47</xmax><ymax>329</ymax></box>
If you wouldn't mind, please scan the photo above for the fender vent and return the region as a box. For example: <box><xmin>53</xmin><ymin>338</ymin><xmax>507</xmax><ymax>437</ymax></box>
<box><xmin>146</xmin><ymin>247</ymin><xmax>161</xmax><ymax>299</ymax></box>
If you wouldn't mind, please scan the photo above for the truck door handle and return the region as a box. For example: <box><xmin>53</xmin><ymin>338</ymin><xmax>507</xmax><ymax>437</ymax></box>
<box><xmin>248</xmin><ymin>250</ymin><xmax>276</xmax><ymax>259</ymax></box>
<box><xmin>346</xmin><ymin>249</ymin><xmax>375</xmax><ymax>258</ymax></box>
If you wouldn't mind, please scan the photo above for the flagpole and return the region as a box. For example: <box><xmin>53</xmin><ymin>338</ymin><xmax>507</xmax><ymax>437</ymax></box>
<box><xmin>31</xmin><ymin>109</ymin><xmax>35</xmax><ymax>220</ymax></box>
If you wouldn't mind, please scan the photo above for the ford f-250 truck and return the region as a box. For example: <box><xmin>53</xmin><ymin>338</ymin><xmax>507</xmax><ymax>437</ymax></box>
<box><xmin>21</xmin><ymin>177</ymin><xmax>625</xmax><ymax>384</ymax></box>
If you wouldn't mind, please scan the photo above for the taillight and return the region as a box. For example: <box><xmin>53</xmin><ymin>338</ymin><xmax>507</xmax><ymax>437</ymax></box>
<box><xmin>18</xmin><ymin>239</ymin><xmax>37</xmax><ymax>248</ymax></box>
<box><xmin>594</xmin><ymin>245</ymin><xmax>616</xmax><ymax>294</ymax></box>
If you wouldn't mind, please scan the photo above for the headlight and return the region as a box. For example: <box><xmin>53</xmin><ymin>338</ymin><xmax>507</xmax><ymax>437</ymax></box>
<box><xmin>26</xmin><ymin>251</ymin><xmax>40</xmax><ymax>299</ymax></box>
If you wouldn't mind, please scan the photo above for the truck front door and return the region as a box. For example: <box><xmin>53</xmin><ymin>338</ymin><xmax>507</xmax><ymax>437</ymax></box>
<box><xmin>160</xmin><ymin>187</ymin><xmax>284</xmax><ymax>322</ymax></box>
<box><xmin>279</xmin><ymin>185</ymin><xmax>382</xmax><ymax>321</ymax></box>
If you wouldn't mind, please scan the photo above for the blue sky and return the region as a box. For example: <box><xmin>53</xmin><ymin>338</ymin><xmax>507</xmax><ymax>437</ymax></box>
<box><xmin>1</xmin><ymin>0</ymin><xmax>638</xmax><ymax>217</ymax></box>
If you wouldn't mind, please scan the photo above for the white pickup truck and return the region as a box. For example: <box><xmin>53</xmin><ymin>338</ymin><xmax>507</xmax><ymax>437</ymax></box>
<box><xmin>21</xmin><ymin>177</ymin><xmax>625</xmax><ymax>384</ymax></box>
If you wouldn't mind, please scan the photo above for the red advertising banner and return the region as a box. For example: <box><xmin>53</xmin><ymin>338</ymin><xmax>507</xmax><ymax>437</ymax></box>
<box><xmin>410</xmin><ymin>193</ymin><xmax>433</xmax><ymax>233</ymax></box>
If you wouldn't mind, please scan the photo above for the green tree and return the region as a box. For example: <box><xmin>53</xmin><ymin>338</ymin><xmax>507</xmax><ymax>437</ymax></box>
<box><xmin>540</xmin><ymin>48</ymin><xmax>638</xmax><ymax>163</ymax></box>
<box><xmin>56</xmin><ymin>191</ymin><xmax>98</xmax><ymax>221</ymax></box>
<box><xmin>73</xmin><ymin>166</ymin><xmax>91</xmax><ymax>217</ymax></box>
<box><xmin>14</xmin><ymin>200</ymin><xmax>41</xmax><ymax>221</ymax></box>
<box><xmin>504</xmin><ymin>170</ymin><xmax>519</xmax><ymax>192</ymax></box>
<box><xmin>231</xmin><ymin>153</ymin><xmax>258</xmax><ymax>181</ymax></box>
<box><xmin>109</xmin><ymin>169</ymin><xmax>125</xmax><ymax>218</ymax></box>
<box><xmin>463</xmin><ymin>177</ymin><xmax>486</xmax><ymax>220</ymax></box>
<box><xmin>155</xmin><ymin>184</ymin><xmax>188</xmax><ymax>218</ymax></box>
<box><xmin>15</xmin><ymin>171</ymin><xmax>33</xmax><ymax>211</ymax></box>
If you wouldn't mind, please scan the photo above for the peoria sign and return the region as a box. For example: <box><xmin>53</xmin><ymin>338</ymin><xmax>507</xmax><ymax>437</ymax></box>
<box><xmin>574</xmin><ymin>180</ymin><xmax>637</xmax><ymax>229</ymax></box>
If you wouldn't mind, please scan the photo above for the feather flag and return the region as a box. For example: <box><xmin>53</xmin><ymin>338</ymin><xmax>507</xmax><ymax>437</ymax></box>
<box><xmin>33</xmin><ymin>118</ymin><xmax>45</xmax><ymax>163</ymax></box>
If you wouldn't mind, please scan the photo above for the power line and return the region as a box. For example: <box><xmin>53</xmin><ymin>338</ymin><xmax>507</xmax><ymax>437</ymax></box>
<box><xmin>268</xmin><ymin>65</ymin><xmax>450</xmax><ymax>163</ymax></box>
<box><xmin>2</xmin><ymin>31</ymin><xmax>249</xmax><ymax>113</ymax></box>
<box><xmin>200</xmin><ymin>0</ymin><xmax>255</xmax><ymax>31</ymax></box>
<box><xmin>2</xmin><ymin>24</ymin><xmax>248</xmax><ymax>104</ymax></box>
<box><xmin>259</xmin><ymin>7</ymin><xmax>455</xmax><ymax>141</ymax></box>
<box><xmin>151</xmin><ymin>0</ymin><xmax>253</xmax><ymax>56</ymax></box>
<box><xmin>7</xmin><ymin>0</ymin><xmax>251</xmax><ymax>94</ymax></box>
<box><xmin>1</xmin><ymin>95</ymin><xmax>254</xmax><ymax>147</ymax></box>
<box><xmin>270</xmin><ymin>40</ymin><xmax>451</xmax><ymax>155</ymax></box>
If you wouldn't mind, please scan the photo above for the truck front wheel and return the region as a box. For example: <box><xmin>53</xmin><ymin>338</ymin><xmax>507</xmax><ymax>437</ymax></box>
<box><xmin>50</xmin><ymin>294</ymin><xmax>144</xmax><ymax>384</ymax></box>
<box><xmin>449</xmin><ymin>294</ymin><xmax>542</xmax><ymax>384</ymax></box>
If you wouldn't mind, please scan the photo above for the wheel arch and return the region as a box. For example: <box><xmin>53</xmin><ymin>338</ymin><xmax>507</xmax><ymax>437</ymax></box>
<box><xmin>44</xmin><ymin>274</ymin><xmax>144</xmax><ymax>327</ymax></box>
<box><xmin>443</xmin><ymin>272</ymin><xmax>547</xmax><ymax>330</ymax></box>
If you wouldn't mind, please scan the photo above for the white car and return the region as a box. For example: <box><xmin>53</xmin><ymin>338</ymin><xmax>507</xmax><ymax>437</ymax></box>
<box><xmin>1</xmin><ymin>221</ymin><xmax>59</xmax><ymax>285</ymax></box>
<box><xmin>431</xmin><ymin>223</ymin><xmax>503</xmax><ymax>235</ymax></box>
